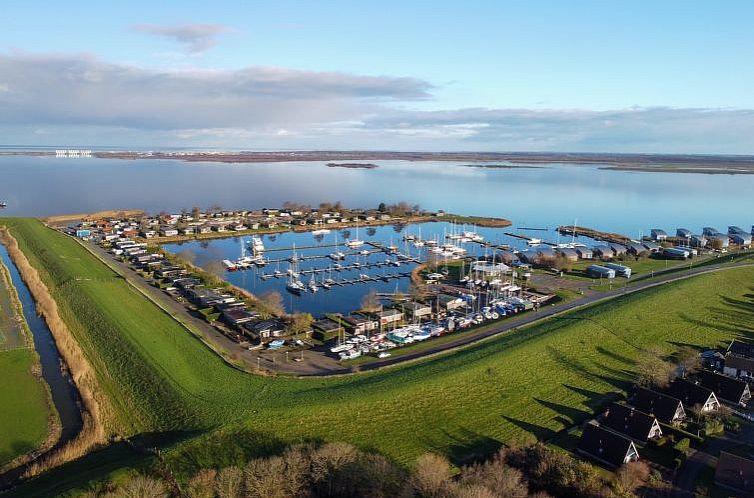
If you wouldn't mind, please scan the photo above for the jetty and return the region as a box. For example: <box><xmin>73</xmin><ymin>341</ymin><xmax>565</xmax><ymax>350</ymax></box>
<box><xmin>556</xmin><ymin>225</ymin><xmax>632</xmax><ymax>245</ymax></box>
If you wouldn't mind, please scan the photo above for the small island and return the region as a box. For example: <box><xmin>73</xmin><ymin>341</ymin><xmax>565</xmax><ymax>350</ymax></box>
<box><xmin>462</xmin><ymin>163</ymin><xmax>543</xmax><ymax>169</ymax></box>
<box><xmin>326</xmin><ymin>162</ymin><xmax>379</xmax><ymax>169</ymax></box>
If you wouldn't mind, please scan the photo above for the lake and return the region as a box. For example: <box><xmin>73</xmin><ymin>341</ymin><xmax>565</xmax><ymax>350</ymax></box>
<box><xmin>2</xmin><ymin>155</ymin><xmax>753</xmax><ymax>238</ymax></box>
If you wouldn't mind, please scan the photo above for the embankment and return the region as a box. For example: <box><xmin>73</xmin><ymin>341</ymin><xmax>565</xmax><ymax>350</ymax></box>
<box><xmin>0</xmin><ymin>228</ymin><xmax>108</xmax><ymax>477</ymax></box>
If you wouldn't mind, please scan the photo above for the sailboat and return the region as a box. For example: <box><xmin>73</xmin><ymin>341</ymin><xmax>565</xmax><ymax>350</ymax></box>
<box><xmin>308</xmin><ymin>275</ymin><xmax>319</xmax><ymax>292</ymax></box>
<box><xmin>329</xmin><ymin>233</ymin><xmax>346</xmax><ymax>260</ymax></box>
<box><xmin>345</xmin><ymin>222</ymin><xmax>364</xmax><ymax>248</ymax></box>
<box><xmin>286</xmin><ymin>255</ymin><xmax>305</xmax><ymax>294</ymax></box>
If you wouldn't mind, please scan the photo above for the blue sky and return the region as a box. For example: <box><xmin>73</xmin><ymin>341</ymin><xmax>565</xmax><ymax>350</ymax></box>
<box><xmin>2</xmin><ymin>1</ymin><xmax>754</xmax><ymax>152</ymax></box>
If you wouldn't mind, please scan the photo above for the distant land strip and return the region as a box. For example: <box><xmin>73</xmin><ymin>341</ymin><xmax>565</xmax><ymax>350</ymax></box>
<box><xmin>4</xmin><ymin>150</ymin><xmax>754</xmax><ymax>173</ymax></box>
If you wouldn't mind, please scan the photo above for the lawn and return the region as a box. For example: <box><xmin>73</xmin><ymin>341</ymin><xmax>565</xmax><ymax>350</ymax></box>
<box><xmin>4</xmin><ymin>218</ymin><xmax>754</xmax><ymax>494</ymax></box>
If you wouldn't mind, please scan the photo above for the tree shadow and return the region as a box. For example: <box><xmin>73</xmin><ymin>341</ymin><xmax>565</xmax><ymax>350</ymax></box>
<box><xmin>502</xmin><ymin>415</ymin><xmax>557</xmax><ymax>442</ymax></box>
<box><xmin>596</xmin><ymin>345</ymin><xmax>636</xmax><ymax>366</ymax></box>
<box><xmin>562</xmin><ymin>384</ymin><xmax>624</xmax><ymax>412</ymax></box>
<box><xmin>534</xmin><ymin>398</ymin><xmax>591</xmax><ymax>426</ymax></box>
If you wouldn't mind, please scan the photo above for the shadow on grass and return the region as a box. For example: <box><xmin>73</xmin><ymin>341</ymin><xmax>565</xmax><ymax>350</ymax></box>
<box><xmin>534</xmin><ymin>398</ymin><xmax>591</xmax><ymax>426</ymax></box>
<box><xmin>503</xmin><ymin>415</ymin><xmax>557</xmax><ymax>442</ymax></box>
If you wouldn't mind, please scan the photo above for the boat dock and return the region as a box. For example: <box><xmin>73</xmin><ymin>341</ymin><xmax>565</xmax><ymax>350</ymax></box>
<box><xmin>259</xmin><ymin>258</ymin><xmax>420</xmax><ymax>279</ymax></box>
<box><xmin>502</xmin><ymin>232</ymin><xmax>557</xmax><ymax>246</ymax></box>
<box><xmin>556</xmin><ymin>226</ymin><xmax>631</xmax><ymax>245</ymax></box>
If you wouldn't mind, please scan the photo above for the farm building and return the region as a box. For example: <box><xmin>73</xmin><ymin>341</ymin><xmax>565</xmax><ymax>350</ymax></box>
<box><xmin>575</xmin><ymin>247</ymin><xmax>593</xmax><ymax>259</ymax></box>
<box><xmin>629</xmin><ymin>386</ymin><xmax>685</xmax><ymax>425</ymax></box>
<box><xmin>662</xmin><ymin>247</ymin><xmax>690</xmax><ymax>259</ymax></box>
<box><xmin>586</xmin><ymin>265</ymin><xmax>616</xmax><ymax>279</ymax></box>
<box><xmin>604</xmin><ymin>263</ymin><xmax>632</xmax><ymax>278</ymax></box>
<box><xmin>703</xmin><ymin>227</ymin><xmax>720</xmax><ymax>236</ymax></box>
<box><xmin>667</xmin><ymin>378</ymin><xmax>720</xmax><ymax>413</ymax></box>
<box><xmin>650</xmin><ymin>229</ymin><xmax>668</xmax><ymax>241</ymax></box>
<box><xmin>676</xmin><ymin>228</ymin><xmax>692</xmax><ymax>238</ymax></box>
<box><xmin>715</xmin><ymin>452</ymin><xmax>754</xmax><ymax>495</ymax></box>
<box><xmin>577</xmin><ymin>424</ymin><xmax>640</xmax><ymax>468</ymax></box>
<box><xmin>699</xmin><ymin>370</ymin><xmax>751</xmax><ymax>406</ymax></box>
<box><xmin>601</xmin><ymin>403</ymin><xmax>662</xmax><ymax>443</ymax></box>
<box><xmin>592</xmin><ymin>245</ymin><xmax>614</xmax><ymax>259</ymax></box>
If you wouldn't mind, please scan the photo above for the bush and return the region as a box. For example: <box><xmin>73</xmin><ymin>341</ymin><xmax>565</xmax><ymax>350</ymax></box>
<box><xmin>673</xmin><ymin>438</ymin><xmax>690</xmax><ymax>454</ymax></box>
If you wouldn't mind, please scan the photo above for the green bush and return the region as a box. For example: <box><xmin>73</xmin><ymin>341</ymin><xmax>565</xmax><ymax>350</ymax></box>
<box><xmin>673</xmin><ymin>438</ymin><xmax>690</xmax><ymax>454</ymax></box>
<box><xmin>206</xmin><ymin>313</ymin><xmax>221</xmax><ymax>323</ymax></box>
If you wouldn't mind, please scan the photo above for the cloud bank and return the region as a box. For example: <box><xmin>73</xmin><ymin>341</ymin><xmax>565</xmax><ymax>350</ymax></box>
<box><xmin>1</xmin><ymin>52</ymin><xmax>753</xmax><ymax>153</ymax></box>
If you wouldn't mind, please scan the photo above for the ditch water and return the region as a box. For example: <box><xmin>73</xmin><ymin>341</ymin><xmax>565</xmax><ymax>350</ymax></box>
<box><xmin>0</xmin><ymin>245</ymin><xmax>83</xmax><ymax>448</ymax></box>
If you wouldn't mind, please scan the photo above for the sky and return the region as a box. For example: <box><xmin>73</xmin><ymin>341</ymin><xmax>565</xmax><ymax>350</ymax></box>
<box><xmin>2</xmin><ymin>1</ymin><xmax>754</xmax><ymax>153</ymax></box>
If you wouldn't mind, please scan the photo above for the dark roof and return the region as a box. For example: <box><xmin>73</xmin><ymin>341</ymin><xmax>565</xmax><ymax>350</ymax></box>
<box><xmin>728</xmin><ymin>340</ymin><xmax>754</xmax><ymax>359</ymax></box>
<box><xmin>243</xmin><ymin>319</ymin><xmax>285</xmax><ymax>333</ymax></box>
<box><xmin>630</xmin><ymin>386</ymin><xmax>685</xmax><ymax>424</ymax></box>
<box><xmin>726</xmin><ymin>355</ymin><xmax>754</xmax><ymax>374</ymax></box>
<box><xmin>666</xmin><ymin>378</ymin><xmax>717</xmax><ymax>409</ymax></box>
<box><xmin>577</xmin><ymin>424</ymin><xmax>638</xmax><ymax>468</ymax></box>
<box><xmin>699</xmin><ymin>370</ymin><xmax>750</xmax><ymax>404</ymax></box>
<box><xmin>601</xmin><ymin>403</ymin><xmax>660</xmax><ymax>442</ymax></box>
<box><xmin>715</xmin><ymin>451</ymin><xmax>754</xmax><ymax>493</ymax></box>
<box><xmin>312</xmin><ymin>319</ymin><xmax>341</xmax><ymax>332</ymax></box>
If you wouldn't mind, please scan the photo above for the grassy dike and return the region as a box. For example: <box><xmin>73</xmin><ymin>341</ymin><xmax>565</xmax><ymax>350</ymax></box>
<box><xmin>3</xmin><ymin>217</ymin><xmax>754</xmax><ymax>495</ymax></box>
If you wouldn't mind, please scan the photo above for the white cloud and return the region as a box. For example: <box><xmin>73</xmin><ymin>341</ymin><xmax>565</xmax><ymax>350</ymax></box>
<box><xmin>1</xmin><ymin>52</ymin><xmax>754</xmax><ymax>153</ymax></box>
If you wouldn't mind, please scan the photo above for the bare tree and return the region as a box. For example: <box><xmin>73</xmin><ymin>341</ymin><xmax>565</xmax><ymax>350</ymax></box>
<box><xmin>675</xmin><ymin>346</ymin><xmax>700</xmax><ymax>378</ymax></box>
<box><xmin>614</xmin><ymin>461</ymin><xmax>650</xmax><ymax>494</ymax></box>
<box><xmin>361</xmin><ymin>289</ymin><xmax>382</xmax><ymax>312</ymax></box>
<box><xmin>636</xmin><ymin>347</ymin><xmax>676</xmax><ymax>388</ymax></box>
<box><xmin>176</xmin><ymin>249</ymin><xmax>197</xmax><ymax>265</ymax></box>
<box><xmin>186</xmin><ymin>469</ymin><xmax>216</xmax><ymax>498</ymax></box>
<box><xmin>215</xmin><ymin>466</ymin><xmax>244</xmax><ymax>498</ymax></box>
<box><xmin>257</xmin><ymin>291</ymin><xmax>285</xmax><ymax>317</ymax></box>
<box><xmin>244</xmin><ymin>456</ymin><xmax>287</xmax><ymax>498</ymax></box>
<box><xmin>287</xmin><ymin>313</ymin><xmax>314</xmax><ymax>337</ymax></box>
<box><xmin>116</xmin><ymin>475</ymin><xmax>169</xmax><ymax>498</ymax></box>
<box><xmin>410</xmin><ymin>453</ymin><xmax>453</xmax><ymax>498</ymax></box>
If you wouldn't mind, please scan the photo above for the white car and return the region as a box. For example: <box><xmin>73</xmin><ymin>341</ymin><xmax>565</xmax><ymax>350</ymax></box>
<box><xmin>378</xmin><ymin>352</ymin><xmax>392</xmax><ymax>359</ymax></box>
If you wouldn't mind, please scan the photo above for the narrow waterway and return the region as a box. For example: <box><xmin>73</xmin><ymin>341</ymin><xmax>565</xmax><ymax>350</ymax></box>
<box><xmin>0</xmin><ymin>245</ymin><xmax>82</xmax><ymax>447</ymax></box>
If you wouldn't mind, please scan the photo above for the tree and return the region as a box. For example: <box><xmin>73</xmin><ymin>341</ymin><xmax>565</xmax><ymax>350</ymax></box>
<box><xmin>614</xmin><ymin>461</ymin><xmax>650</xmax><ymax>495</ymax></box>
<box><xmin>636</xmin><ymin>347</ymin><xmax>676</xmax><ymax>388</ymax></box>
<box><xmin>257</xmin><ymin>291</ymin><xmax>285</xmax><ymax>317</ymax></box>
<box><xmin>244</xmin><ymin>456</ymin><xmax>287</xmax><ymax>498</ymax></box>
<box><xmin>186</xmin><ymin>469</ymin><xmax>216</xmax><ymax>498</ymax></box>
<box><xmin>191</xmin><ymin>206</ymin><xmax>201</xmax><ymax>219</ymax></box>
<box><xmin>409</xmin><ymin>453</ymin><xmax>453</xmax><ymax>498</ymax></box>
<box><xmin>116</xmin><ymin>475</ymin><xmax>169</xmax><ymax>498</ymax></box>
<box><xmin>288</xmin><ymin>313</ymin><xmax>314</xmax><ymax>337</ymax></box>
<box><xmin>709</xmin><ymin>238</ymin><xmax>724</xmax><ymax>250</ymax></box>
<box><xmin>176</xmin><ymin>249</ymin><xmax>196</xmax><ymax>264</ymax></box>
<box><xmin>215</xmin><ymin>466</ymin><xmax>243</xmax><ymax>498</ymax></box>
<box><xmin>378</xmin><ymin>202</ymin><xmax>387</xmax><ymax>212</ymax></box>
<box><xmin>361</xmin><ymin>289</ymin><xmax>382</xmax><ymax>312</ymax></box>
<box><xmin>675</xmin><ymin>346</ymin><xmax>700</xmax><ymax>378</ymax></box>
<box><xmin>203</xmin><ymin>260</ymin><xmax>225</xmax><ymax>279</ymax></box>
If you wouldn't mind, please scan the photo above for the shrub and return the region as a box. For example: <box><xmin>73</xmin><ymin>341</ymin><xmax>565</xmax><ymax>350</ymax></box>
<box><xmin>673</xmin><ymin>437</ymin><xmax>690</xmax><ymax>454</ymax></box>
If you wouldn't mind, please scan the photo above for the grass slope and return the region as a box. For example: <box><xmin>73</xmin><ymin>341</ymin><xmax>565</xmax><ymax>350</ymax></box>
<box><xmin>3</xmin><ymin>218</ymin><xmax>754</xmax><ymax>491</ymax></box>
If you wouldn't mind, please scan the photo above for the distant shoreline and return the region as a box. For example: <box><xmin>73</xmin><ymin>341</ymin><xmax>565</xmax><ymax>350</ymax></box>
<box><xmin>4</xmin><ymin>150</ymin><xmax>754</xmax><ymax>174</ymax></box>
<box><xmin>326</xmin><ymin>162</ymin><xmax>379</xmax><ymax>169</ymax></box>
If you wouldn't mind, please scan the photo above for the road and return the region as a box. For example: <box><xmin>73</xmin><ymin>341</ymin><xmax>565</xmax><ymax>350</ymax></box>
<box><xmin>81</xmin><ymin>237</ymin><xmax>753</xmax><ymax>377</ymax></box>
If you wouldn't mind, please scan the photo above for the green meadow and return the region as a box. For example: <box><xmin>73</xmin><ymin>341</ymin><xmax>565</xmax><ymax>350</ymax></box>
<box><xmin>3</xmin><ymin>218</ymin><xmax>753</xmax><ymax>494</ymax></box>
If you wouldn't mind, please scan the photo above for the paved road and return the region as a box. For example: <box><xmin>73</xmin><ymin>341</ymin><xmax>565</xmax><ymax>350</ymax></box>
<box><xmin>80</xmin><ymin>236</ymin><xmax>753</xmax><ymax>377</ymax></box>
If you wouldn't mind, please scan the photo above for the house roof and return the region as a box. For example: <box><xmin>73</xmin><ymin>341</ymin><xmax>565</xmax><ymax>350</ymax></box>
<box><xmin>667</xmin><ymin>378</ymin><xmax>717</xmax><ymax>409</ymax></box>
<box><xmin>630</xmin><ymin>386</ymin><xmax>685</xmax><ymax>424</ymax></box>
<box><xmin>715</xmin><ymin>451</ymin><xmax>754</xmax><ymax>493</ymax></box>
<box><xmin>312</xmin><ymin>319</ymin><xmax>341</xmax><ymax>332</ymax></box>
<box><xmin>577</xmin><ymin>424</ymin><xmax>638</xmax><ymax>468</ymax></box>
<box><xmin>728</xmin><ymin>340</ymin><xmax>754</xmax><ymax>359</ymax></box>
<box><xmin>601</xmin><ymin>403</ymin><xmax>660</xmax><ymax>442</ymax></box>
<box><xmin>699</xmin><ymin>370</ymin><xmax>750</xmax><ymax>404</ymax></box>
<box><xmin>725</xmin><ymin>355</ymin><xmax>754</xmax><ymax>374</ymax></box>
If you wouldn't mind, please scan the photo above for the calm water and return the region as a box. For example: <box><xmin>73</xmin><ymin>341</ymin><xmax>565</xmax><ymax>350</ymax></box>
<box><xmin>2</xmin><ymin>155</ymin><xmax>753</xmax><ymax>237</ymax></box>
<box><xmin>164</xmin><ymin>221</ymin><xmax>523</xmax><ymax>315</ymax></box>
<box><xmin>0</xmin><ymin>245</ymin><xmax>82</xmax><ymax>445</ymax></box>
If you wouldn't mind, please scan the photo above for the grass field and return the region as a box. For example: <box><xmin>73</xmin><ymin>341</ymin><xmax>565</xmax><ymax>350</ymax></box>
<box><xmin>0</xmin><ymin>255</ymin><xmax>52</xmax><ymax>469</ymax></box>
<box><xmin>3</xmin><ymin>218</ymin><xmax>754</xmax><ymax>494</ymax></box>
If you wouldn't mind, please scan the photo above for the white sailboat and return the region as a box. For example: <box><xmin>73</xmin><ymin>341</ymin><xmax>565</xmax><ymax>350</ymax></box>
<box><xmin>345</xmin><ymin>222</ymin><xmax>364</xmax><ymax>247</ymax></box>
